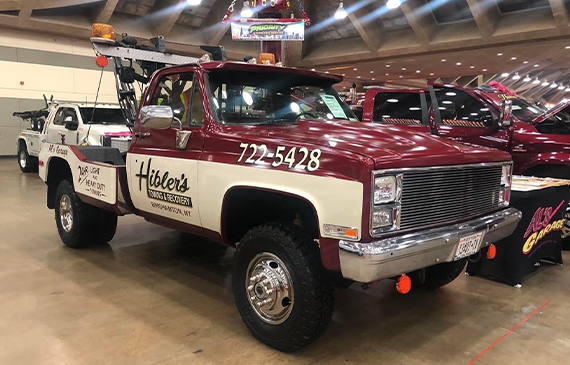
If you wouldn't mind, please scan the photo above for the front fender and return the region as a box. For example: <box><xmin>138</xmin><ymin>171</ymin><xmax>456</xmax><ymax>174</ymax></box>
<box><xmin>516</xmin><ymin>152</ymin><xmax>570</xmax><ymax>174</ymax></box>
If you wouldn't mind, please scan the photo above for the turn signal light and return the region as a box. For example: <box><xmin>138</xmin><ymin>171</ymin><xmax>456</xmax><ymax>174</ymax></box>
<box><xmin>487</xmin><ymin>244</ymin><xmax>497</xmax><ymax>260</ymax></box>
<box><xmin>396</xmin><ymin>274</ymin><xmax>412</xmax><ymax>295</ymax></box>
<box><xmin>91</xmin><ymin>23</ymin><xmax>115</xmax><ymax>41</ymax></box>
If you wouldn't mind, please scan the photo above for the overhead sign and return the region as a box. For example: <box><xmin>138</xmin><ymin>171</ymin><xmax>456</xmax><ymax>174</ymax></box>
<box><xmin>231</xmin><ymin>21</ymin><xmax>305</xmax><ymax>41</ymax></box>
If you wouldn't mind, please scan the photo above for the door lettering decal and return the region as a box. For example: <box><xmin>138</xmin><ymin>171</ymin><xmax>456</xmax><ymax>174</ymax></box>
<box><xmin>136</xmin><ymin>158</ymin><xmax>192</xmax><ymax>207</ymax></box>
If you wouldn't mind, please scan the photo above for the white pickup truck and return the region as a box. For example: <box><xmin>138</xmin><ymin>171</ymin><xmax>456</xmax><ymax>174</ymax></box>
<box><xmin>16</xmin><ymin>101</ymin><xmax>131</xmax><ymax>172</ymax></box>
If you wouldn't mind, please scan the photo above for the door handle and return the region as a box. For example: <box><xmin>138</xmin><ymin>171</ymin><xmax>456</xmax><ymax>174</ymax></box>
<box><xmin>134</xmin><ymin>132</ymin><xmax>151</xmax><ymax>139</ymax></box>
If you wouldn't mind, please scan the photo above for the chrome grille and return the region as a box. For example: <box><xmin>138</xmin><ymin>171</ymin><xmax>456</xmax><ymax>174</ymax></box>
<box><xmin>399</xmin><ymin>165</ymin><xmax>503</xmax><ymax>231</ymax></box>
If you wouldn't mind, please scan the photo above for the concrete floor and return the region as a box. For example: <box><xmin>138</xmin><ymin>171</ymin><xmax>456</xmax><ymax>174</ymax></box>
<box><xmin>2</xmin><ymin>158</ymin><xmax>570</xmax><ymax>365</ymax></box>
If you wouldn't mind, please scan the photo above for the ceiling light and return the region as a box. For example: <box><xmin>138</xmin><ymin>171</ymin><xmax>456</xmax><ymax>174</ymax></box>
<box><xmin>523</xmin><ymin>61</ymin><xmax>529</xmax><ymax>64</ymax></box>
<box><xmin>542</xmin><ymin>80</ymin><xmax>549</xmax><ymax>86</ymax></box>
<box><xmin>511</xmin><ymin>57</ymin><xmax>517</xmax><ymax>60</ymax></box>
<box><xmin>523</xmin><ymin>75</ymin><xmax>531</xmax><ymax>82</ymax></box>
<box><xmin>386</xmin><ymin>73</ymin><xmax>389</xmax><ymax>75</ymax></box>
<box><xmin>399</xmin><ymin>75</ymin><xmax>403</xmax><ymax>78</ymax></box>
<box><xmin>357</xmin><ymin>75</ymin><xmax>361</xmax><ymax>78</ymax></box>
<box><xmin>559</xmin><ymin>85</ymin><xmax>565</xmax><ymax>90</ymax></box>
<box><xmin>566</xmin><ymin>87</ymin><xmax>570</xmax><ymax>92</ymax></box>
<box><xmin>353</xmin><ymin>68</ymin><xmax>358</xmax><ymax>71</ymax></box>
<box><xmin>566</xmin><ymin>46</ymin><xmax>570</xmax><ymax>49</ymax></box>
<box><xmin>386</xmin><ymin>0</ymin><xmax>402</xmax><ymax>9</ymax></box>
<box><xmin>370</xmin><ymin>71</ymin><xmax>374</xmax><ymax>73</ymax></box>
<box><xmin>441</xmin><ymin>59</ymin><xmax>446</xmax><ymax>62</ymax></box>
<box><xmin>386</xmin><ymin>64</ymin><xmax>390</xmax><ymax>67</ymax></box>
<box><xmin>241</xmin><ymin>1</ymin><xmax>253</xmax><ymax>17</ymax></box>
<box><xmin>456</xmin><ymin>62</ymin><xmax>461</xmax><ymax>66</ymax></box>
<box><xmin>551</xmin><ymin>82</ymin><xmax>557</xmax><ymax>88</ymax></box>
<box><xmin>334</xmin><ymin>1</ymin><xmax>348</xmax><ymax>19</ymax></box>
<box><xmin>325</xmin><ymin>71</ymin><xmax>329</xmax><ymax>73</ymax></box>
<box><xmin>534</xmin><ymin>64</ymin><xmax>539</xmax><ymax>67</ymax></box>
<box><xmin>483</xmin><ymin>68</ymin><xmax>488</xmax><ymax>72</ymax></box>
<box><xmin>497</xmin><ymin>53</ymin><xmax>503</xmax><ymax>56</ymax></box>
<box><xmin>372</xmin><ymin>78</ymin><xmax>375</xmax><ymax>80</ymax></box>
<box><xmin>532</xmin><ymin>78</ymin><xmax>540</xmax><ymax>84</ymax></box>
<box><xmin>430</xmin><ymin>72</ymin><xmax>434</xmax><ymax>76</ymax></box>
<box><xmin>341</xmin><ymin>73</ymin><xmax>345</xmax><ymax>76</ymax></box>
<box><xmin>402</xmin><ymin>67</ymin><xmax>406</xmax><ymax>70</ymax></box>
<box><xmin>416</xmin><ymin>70</ymin><xmax>421</xmax><ymax>73</ymax></box>
<box><xmin>186</xmin><ymin>0</ymin><xmax>202</xmax><ymax>5</ymax></box>
<box><xmin>470</xmin><ymin>66</ymin><xmax>475</xmax><ymax>68</ymax></box>
<box><xmin>501</xmin><ymin>72</ymin><xmax>509</xmax><ymax>77</ymax></box>
<box><xmin>311</xmin><ymin>68</ymin><xmax>316</xmax><ymax>71</ymax></box>
<box><xmin>512</xmin><ymin>72</ymin><xmax>520</xmax><ymax>80</ymax></box>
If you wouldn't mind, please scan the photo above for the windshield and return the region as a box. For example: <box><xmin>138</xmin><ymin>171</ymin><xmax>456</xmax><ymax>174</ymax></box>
<box><xmin>80</xmin><ymin>107</ymin><xmax>125</xmax><ymax>125</ymax></box>
<box><xmin>207</xmin><ymin>69</ymin><xmax>358</xmax><ymax>125</ymax></box>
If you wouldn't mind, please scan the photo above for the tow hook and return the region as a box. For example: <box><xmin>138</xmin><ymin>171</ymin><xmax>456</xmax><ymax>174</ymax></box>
<box><xmin>361</xmin><ymin>281</ymin><xmax>378</xmax><ymax>290</ymax></box>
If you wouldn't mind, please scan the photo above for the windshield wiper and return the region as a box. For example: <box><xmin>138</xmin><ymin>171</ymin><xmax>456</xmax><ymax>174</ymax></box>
<box><xmin>256</xmin><ymin>118</ymin><xmax>297</xmax><ymax>125</ymax></box>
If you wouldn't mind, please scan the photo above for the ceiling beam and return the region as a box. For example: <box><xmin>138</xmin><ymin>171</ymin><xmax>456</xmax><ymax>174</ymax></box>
<box><xmin>18</xmin><ymin>0</ymin><xmax>33</xmax><ymax>27</ymax></box>
<box><xmin>464</xmin><ymin>0</ymin><xmax>500</xmax><ymax>38</ymax></box>
<box><xmin>548</xmin><ymin>0</ymin><xmax>570</xmax><ymax>28</ymax></box>
<box><xmin>95</xmin><ymin>0</ymin><xmax>119</xmax><ymax>23</ymax></box>
<box><xmin>400</xmin><ymin>0</ymin><xmax>437</xmax><ymax>44</ymax></box>
<box><xmin>347</xmin><ymin>4</ymin><xmax>382</xmax><ymax>52</ymax></box>
<box><xmin>150</xmin><ymin>0</ymin><xmax>187</xmax><ymax>36</ymax></box>
<box><xmin>201</xmin><ymin>0</ymin><xmax>231</xmax><ymax>45</ymax></box>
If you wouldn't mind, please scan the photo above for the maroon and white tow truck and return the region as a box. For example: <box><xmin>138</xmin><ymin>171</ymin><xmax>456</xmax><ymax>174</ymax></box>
<box><xmin>38</xmin><ymin>27</ymin><xmax>521</xmax><ymax>351</ymax></box>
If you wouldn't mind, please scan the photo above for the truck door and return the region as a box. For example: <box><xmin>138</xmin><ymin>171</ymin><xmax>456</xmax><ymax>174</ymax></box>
<box><xmin>127</xmin><ymin>70</ymin><xmax>204</xmax><ymax>229</ymax></box>
<box><xmin>363</xmin><ymin>89</ymin><xmax>432</xmax><ymax>134</ymax></box>
<box><xmin>429</xmin><ymin>85</ymin><xmax>510</xmax><ymax>151</ymax></box>
<box><xmin>47</xmin><ymin>107</ymin><xmax>79</xmax><ymax>145</ymax></box>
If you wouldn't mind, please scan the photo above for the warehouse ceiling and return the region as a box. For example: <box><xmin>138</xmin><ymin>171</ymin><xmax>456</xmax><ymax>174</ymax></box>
<box><xmin>1</xmin><ymin>0</ymin><xmax>570</xmax><ymax>102</ymax></box>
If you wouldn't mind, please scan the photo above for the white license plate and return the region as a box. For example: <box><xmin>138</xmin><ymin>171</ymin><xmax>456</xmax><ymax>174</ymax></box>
<box><xmin>454</xmin><ymin>232</ymin><xmax>484</xmax><ymax>261</ymax></box>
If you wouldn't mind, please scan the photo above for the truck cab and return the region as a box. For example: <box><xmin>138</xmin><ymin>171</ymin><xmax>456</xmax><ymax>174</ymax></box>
<box><xmin>361</xmin><ymin>84</ymin><xmax>570</xmax><ymax>178</ymax></box>
<box><xmin>16</xmin><ymin>102</ymin><xmax>131</xmax><ymax>172</ymax></box>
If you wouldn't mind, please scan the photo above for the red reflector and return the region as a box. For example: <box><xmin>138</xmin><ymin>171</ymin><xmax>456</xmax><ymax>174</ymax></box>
<box><xmin>96</xmin><ymin>55</ymin><xmax>109</xmax><ymax>68</ymax></box>
<box><xmin>38</xmin><ymin>160</ymin><xmax>44</xmax><ymax>167</ymax></box>
<box><xmin>396</xmin><ymin>274</ymin><xmax>412</xmax><ymax>295</ymax></box>
<box><xmin>487</xmin><ymin>244</ymin><xmax>497</xmax><ymax>260</ymax></box>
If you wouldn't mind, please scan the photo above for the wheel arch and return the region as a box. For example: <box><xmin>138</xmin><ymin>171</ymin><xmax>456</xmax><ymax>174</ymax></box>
<box><xmin>220</xmin><ymin>186</ymin><xmax>320</xmax><ymax>246</ymax></box>
<box><xmin>522</xmin><ymin>163</ymin><xmax>570</xmax><ymax>179</ymax></box>
<box><xmin>46</xmin><ymin>157</ymin><xmax>73</xmax><ymax>209</ymax></box>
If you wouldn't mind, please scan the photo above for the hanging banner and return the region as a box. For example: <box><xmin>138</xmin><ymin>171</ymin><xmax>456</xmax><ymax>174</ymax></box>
<box><xmin>231</xmin><ymin>21</ymin><xmax>305</xmax><ymax>41</ymax></box>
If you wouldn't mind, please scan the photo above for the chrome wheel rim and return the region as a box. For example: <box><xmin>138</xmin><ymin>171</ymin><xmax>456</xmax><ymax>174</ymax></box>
<box><xmin>245</xmin><ymin>252</ymin><xmax>294</xmax><ymax>325</ymax></box>
<box><xmin>19</xmin><ymin>150</ymin><xmax>26</xmax><ymax>168</ymax></box>
<box><xmin>59</xmin><ymin>194</ymin><xmax>73</xmax><ymax>233</ymax></box>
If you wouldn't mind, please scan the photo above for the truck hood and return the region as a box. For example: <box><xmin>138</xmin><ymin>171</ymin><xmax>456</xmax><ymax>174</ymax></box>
<box><xmin>240</xmin><ymin>120</ymin><xmax>511</xmax><ymax>169</ymax></box>
<box><xmin>78</xmin><ymin>124</ymin><xmax>131</xmax><ymax>137</ymax></box>
<box><xmin>533</xmin><ymin>100</ymin><xmax>570</xmax><ymax>124</ymax></box>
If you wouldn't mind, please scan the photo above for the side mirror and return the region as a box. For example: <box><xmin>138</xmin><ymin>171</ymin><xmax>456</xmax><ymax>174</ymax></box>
<box><xmin>498</xmin><ymin>100</ymin><xmax>514</xmax><ymax>129</ymax></box>
<box><xmin>140</xmin><ymin>105</ymin><xmax>173</xmax><ymax>130</ymax></box>
<box><xmin>64</xmin><ymin>115</ymin><xmax>79</xmax><ymax>131</ymax></box>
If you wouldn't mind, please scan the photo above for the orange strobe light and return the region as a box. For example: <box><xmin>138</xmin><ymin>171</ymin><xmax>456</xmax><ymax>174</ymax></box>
<box><xmin>396</xmin><ymin>274</ymin><xmax>412</xmax><ymax>294</ymax></box>
<box><xmin>91</xmin><ymin>23</ymin><xmax>116</xmax><ymax>41</ymax></box>
<box><xmin>487</xmin><ymin>244</ymin><xmax>497</xmax><ymax>260</ymax></box>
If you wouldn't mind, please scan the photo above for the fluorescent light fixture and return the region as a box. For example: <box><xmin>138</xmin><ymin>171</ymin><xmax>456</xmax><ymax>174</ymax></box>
<box><xmin>386</xmin><ymin>0</ymin><xmax>401</xmax><ymax>9</ymax></box>
<box><xmin>559</xmin><ymin>85</ymin><xmax>565</xmax><ymax>90</ymax></box>
<box><xmin>334</xmin><ymin>1</ymin><xmax>348</xmax><ymax>19</ymax></box>
<box><xmin>241</xmin><ymin>1</ymin><xmax>253</xmax><ymax>17</ymax></box>
<box><xmin>542</xmin><ymin>80</ymin><xmax>550</xmax><ymax>86</ymax></box>
<box><xmin>550</xmin><ymin>82</ymin><xmax>557</xmax><ymax>88</ymax></box>
<box><xmin>512</xmin><ymin>73</ymin><xmax>520</xmax><ymax>80</ymax></box>
<box><xmin>532</xmin><ymin>78</ymin><xmax>540</xmax><ymax>84</ymax></box>
<box><xmin>501</xmin><ymin>73</ymin><xmax>509</xmax><ymax>77</ymax></box>
<box><xmin>456</xmin><ymin>62</ymin><xmax>462</xmax><ymax>66</ymax></box>
<box><xmin>523</xmin><ymin>75</ymin><xmax>531</xmax><ymax>82</ymax></box>
<box><xmin>186</xmin><ymin>0</ymin><xmax>201</xmax><ymax>4</ymax></box>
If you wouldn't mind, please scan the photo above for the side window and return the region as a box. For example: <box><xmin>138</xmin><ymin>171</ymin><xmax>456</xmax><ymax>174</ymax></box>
<box><xmin>373</xmin><ymin>92</ymin><xmax>423</xmax><ymax>124</ymax></box>
<box><xmin>433</xmin><ymin>88</ymin><xmax>494</xmax><ymax>127</ymax></box>
<box><xmin>64</xmin><ymin>108</ymin><xmax>78</xmax><ymax>122</ymax></box>
<box><xmin>53</xmin><ymin>108</ymin><xmax>66</xmax><ymax>125</ymax></box>
<box><xmin>150</xmin><ymin>72</ymin><xmax>196</xmax><ymax>127</ymax></box>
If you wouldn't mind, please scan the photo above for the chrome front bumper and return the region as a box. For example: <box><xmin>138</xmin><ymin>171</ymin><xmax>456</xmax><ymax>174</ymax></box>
<box><xmin>339</xmin><ymin>207</ymin><xmax>522</xmax><ymax>283</ymax></box>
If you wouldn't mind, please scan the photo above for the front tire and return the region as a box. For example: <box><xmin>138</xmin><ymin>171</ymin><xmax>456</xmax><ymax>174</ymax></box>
<box><xmin>18</xmin><ymin>144</ymin><xmax>34</xmax><ymax>173</ymax></box>
<box><xmin>232</xmin><ymin>223</ymin><xmax>334</xmax><ymax>352</ymax></box>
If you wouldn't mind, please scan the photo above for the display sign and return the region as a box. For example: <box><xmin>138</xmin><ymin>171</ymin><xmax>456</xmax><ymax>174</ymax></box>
<box><xmin>467</xmin><ymin>184</ymin><xmax>570</xmax><ymax>286</ymax></box>
<box><xmin>231</xmin><ymin>22</ymin><xmax>305</xmax><ymax>41</ymax></box>
<box><xmin>320</xmin><ymin>94</ymin><xmax>348</xmax><ymax>119</ymax></box>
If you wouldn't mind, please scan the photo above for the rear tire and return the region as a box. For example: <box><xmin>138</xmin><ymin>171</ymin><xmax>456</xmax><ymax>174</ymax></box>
<box><xmin>18</xmin><ymin>144</ymin><xmax>34</xmax><ymax>173</ymax></box>
<box><xmin>415</xmin><ymin>259</ymin><xmax>467</xmax><ymax>290</ymax></box>
<box><xmin>55</xmin><ymin>180</ymin><xmax>98</xmax><ymax>248</ymax></box>
<box><xmin>98</xmin><ymin>209</ymin><xmax>118</xmax><ymax>243</ymax></box>
<box><xmin>232</xmin><ymin>223</ymin><xmax>334</xmax><ymax>352</ymax></box>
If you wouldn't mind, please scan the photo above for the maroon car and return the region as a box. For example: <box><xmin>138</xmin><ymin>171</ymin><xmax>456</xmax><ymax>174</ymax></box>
<box><xmin>358</xmin><ymin>84</ymin><xmax>570</xmax><ymax>179</ymax></box>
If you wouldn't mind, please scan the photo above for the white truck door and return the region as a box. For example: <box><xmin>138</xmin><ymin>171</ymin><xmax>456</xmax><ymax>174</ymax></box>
<box><xmin>48</xmin><ymin>107</ymin><xmax>79</xmax><ymax>145</ymax></box>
